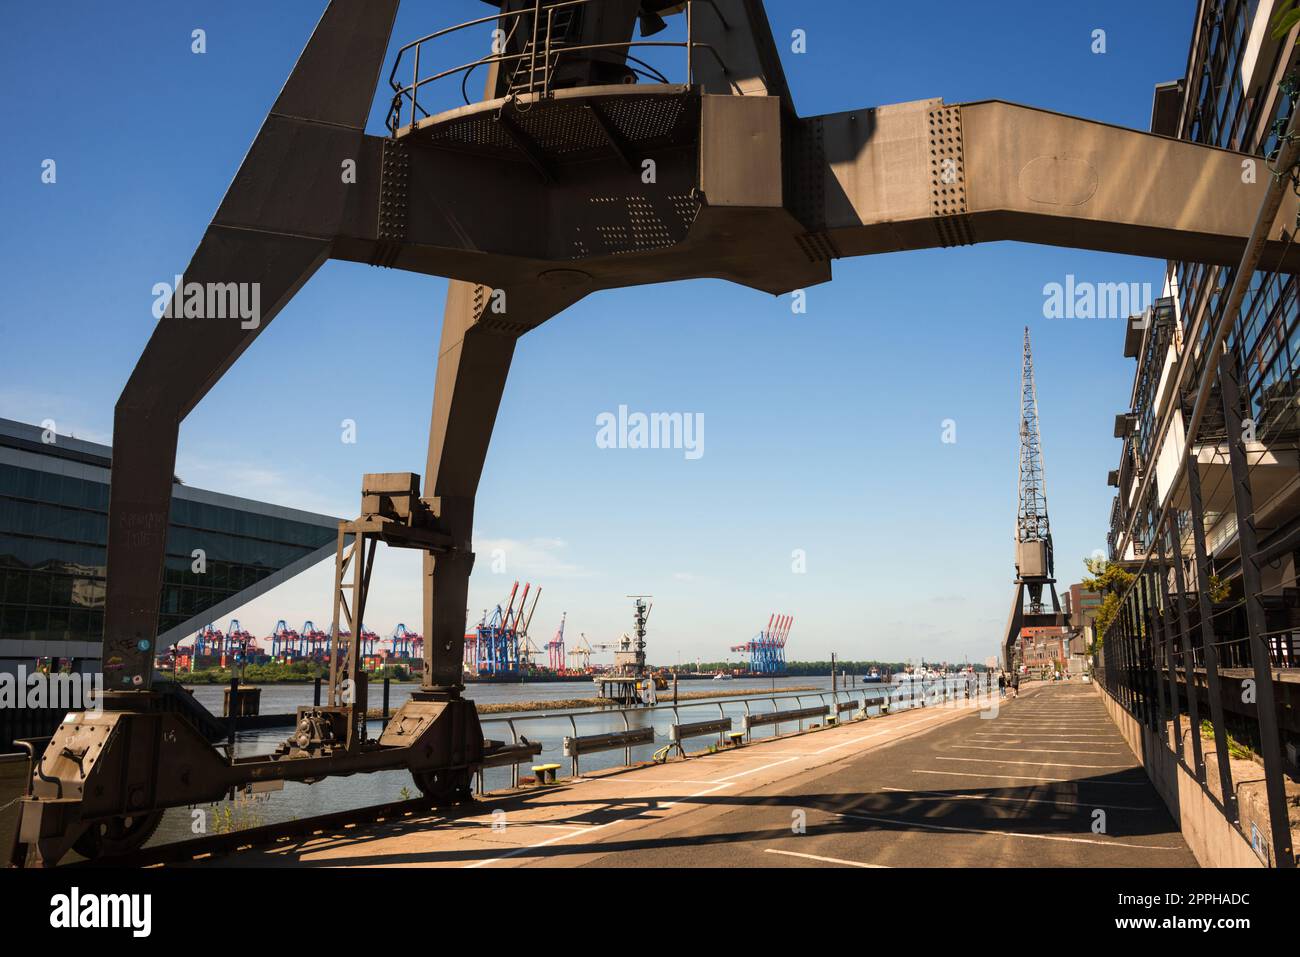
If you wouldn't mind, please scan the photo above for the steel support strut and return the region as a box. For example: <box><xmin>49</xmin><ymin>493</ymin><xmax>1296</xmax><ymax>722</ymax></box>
<box><xmin>1216</xmin><ymin>350</ymin><xmax>1294</xmax><ymax>867</ymax></box>
<box><xmin>417</xmin><ymin>281</ymin><xmax>583</xmax><ymax>694</ymax></box>
<box><xmin>1165</xmin><ymin>511</ymin><xmax>1204</xmax><ymax>780</ymax></box>
<box><xmin>1186</xmin><ymin>456</ymin><xmax>1237</xmax><ymax>816</ymax></box>
<box><xmin>1155</xmin><ymin>527</ymin><xmax>1182</xmax><ymax>754</ymax></box>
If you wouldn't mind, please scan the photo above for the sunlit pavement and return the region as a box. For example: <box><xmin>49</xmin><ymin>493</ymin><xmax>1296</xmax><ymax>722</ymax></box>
<box><xmin>193</xmin><ymin>682</ymin><xmax>1194</xmax><ymax>868</ymax></box>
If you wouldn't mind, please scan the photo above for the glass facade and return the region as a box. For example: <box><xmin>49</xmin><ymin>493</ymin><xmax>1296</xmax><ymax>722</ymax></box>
<box><xmin>0</xmin><ymin>452</ymin><xmax>338</xmax><ymax>649</ymax></box>
<box><xmin>1176</xmin><ymin>0</ymin><xmax>1299</xmax><ymax>446</ymax></box>
<box><xmin>1111</xmin><ymin>0</ymin><xmax>1300</xmax><ymax>558</ymax></box>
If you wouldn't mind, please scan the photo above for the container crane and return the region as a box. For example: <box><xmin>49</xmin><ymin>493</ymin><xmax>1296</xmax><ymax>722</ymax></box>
<box><xmin>269</xmin><ymin>620</ymin><xmax>300</xmax><ymax>659</ymax></box>
<box><xmin>567</xmin><ymin>632</ymin><xmax>593</xmax><ymax>672</ymax></box>
<box><xmin>546</xmin><ymin>613</ymin><xmax>567</xmax><ymax>672</ymax></box>
<box><xmin>466</xmin><ymin>582</ymin><xmax>541</xmax><ymax>679</ymax></box>
<box><xmin>226</xmin><ymin>619</ymin><xmax>255</xmax><ymax>664</ymax></box>
<box><xmin>301</xmin><ymin>620</ymin><xmax>328</xmax><ymax>660</ymax></box>
<box><xmin>731</xmin><ymin>613</ymin><xmax>793</xmax><ymax>675</ymax></box>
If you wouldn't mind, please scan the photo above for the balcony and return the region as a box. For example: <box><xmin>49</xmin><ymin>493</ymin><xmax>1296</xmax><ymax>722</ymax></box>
<box><xmin>385</xmin><ymin>0</ymin><xmax>734</xmax><ymax>136</ymax></box>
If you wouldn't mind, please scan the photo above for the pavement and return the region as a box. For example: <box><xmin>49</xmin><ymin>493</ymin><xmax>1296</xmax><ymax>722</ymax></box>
<box><xmin>196</xmin><ymin>681</ymin><xmax>1196</xmax><ymax>868</ymax></box>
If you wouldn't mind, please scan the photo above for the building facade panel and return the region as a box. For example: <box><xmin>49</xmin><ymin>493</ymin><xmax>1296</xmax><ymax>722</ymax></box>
<box><xmin>0</xmin><ymin>419</ymin><xmax>340</xmax><ymax>673</ymax></box>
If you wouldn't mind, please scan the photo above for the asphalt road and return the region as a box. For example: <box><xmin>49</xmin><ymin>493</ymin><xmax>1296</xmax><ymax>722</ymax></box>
<box><xmin>579</xmin><ymin>682</ymin><xmax>1197</xmax><ymax>868</ymax></box>
<box><xmin>195</xmin><ymin>681</ymin><xmax>1195</xmax><ymax>868</ymax></box>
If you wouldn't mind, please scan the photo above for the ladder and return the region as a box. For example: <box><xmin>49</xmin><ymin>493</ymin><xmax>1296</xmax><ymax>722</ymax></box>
<box><xmin>505</xmin><ymin>5</ymin><xmax>581</xmax><ymax>97</ymax></box>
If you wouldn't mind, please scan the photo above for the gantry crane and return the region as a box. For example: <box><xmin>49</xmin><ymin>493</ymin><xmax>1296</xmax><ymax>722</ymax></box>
<box><xmin>546</xmin><ymin>613</ymin><xmax>567</xmax><ymax>673</ymax></box>
<box><xmin>567</xmin><ymin>632</ymin><xmax>593</xmax><ymax>672</ymax></box>
<box><xmin>16</xmin><ymin>0</ymin><xmax>1299</xmax><ymax>866</ymax></box>
<box><xmin>731</xmin><ymin>613</ymin><xmax>792</xmax><ymax>675</ymax></box>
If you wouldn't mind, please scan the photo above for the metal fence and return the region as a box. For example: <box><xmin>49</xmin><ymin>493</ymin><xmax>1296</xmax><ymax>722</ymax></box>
<box><xmin>476</xmin><ymin>675</ymin><xmax>995</xmax><ymax>785</ymax></box>
<box><xmin>385</xmin><ymin>0</ymin><xmax>734</xmax><ymax>133</ymax></box>
<box><xmin>1095</xmin><ymin>333</ymin><xmax>1298</xmax><ymax>869</ymax></box>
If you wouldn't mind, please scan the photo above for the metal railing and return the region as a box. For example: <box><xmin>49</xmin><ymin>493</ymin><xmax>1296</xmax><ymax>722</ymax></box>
<box><xmin>476</xmin><ymin>676</ymin><xmax>995</xmax><ymax>785</ymax></box>
<box><xmin>385</xmin><ymin>0</ymin><xmax>734</xmax><ymax>134</ymax></box>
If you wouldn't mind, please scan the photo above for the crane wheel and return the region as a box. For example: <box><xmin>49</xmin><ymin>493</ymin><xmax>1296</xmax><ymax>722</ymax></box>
<box><xmin>411</xmin><ymin>768</ymin><xmax>473</xmax><ymax>806</ymax></box>
<box><xmin>72</xmin><ymin>810</ymin><xmax>165</xmax><ymax>860</ymax></box>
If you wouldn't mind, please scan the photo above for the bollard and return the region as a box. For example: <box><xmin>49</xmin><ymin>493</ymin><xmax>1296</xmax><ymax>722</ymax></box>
<box><xmin>227</xmin><ymin>676</ymin><xmax>239</xmax><ymax>756</ymax></box>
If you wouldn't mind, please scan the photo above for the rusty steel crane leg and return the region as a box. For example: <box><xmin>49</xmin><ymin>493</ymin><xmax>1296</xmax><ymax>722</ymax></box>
<box><xmin>103</xmin><ymin>0</ymin><xmax>400</xmax><ymax>689</ymax></box>
<box><xmin>413</xmin><ymin>280</ymin><xmax>584</xmax><ymax>695</ymax></box>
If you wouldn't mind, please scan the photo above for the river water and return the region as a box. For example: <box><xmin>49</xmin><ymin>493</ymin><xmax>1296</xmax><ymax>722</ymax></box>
<box><xmin>149</xmin><ymin>675</ymin><xmax>986</xmax><ymax>848</ymax></box>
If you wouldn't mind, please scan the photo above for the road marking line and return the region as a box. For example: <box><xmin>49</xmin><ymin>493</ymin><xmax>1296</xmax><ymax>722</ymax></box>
<box><xmin>937</xmin><ymin>756</ymin><xmax>1132</xmax><ymax>770</ymax></box>
<box><xmin>952</xmin><ymin>745</ymin><xmax>1125</xmax><ymax>756</ymax></box>
<box><xmin>831</xmin><ymin>809</ymin><xmax>1180</xmax><ymax>850</ymax></box>
<box><xmin>971</xmin><ymin>732</ymin><xmax>1116</xmax><ymax>738</ymax></box>
<box><xmin>529</xmin><ymin>823</ymin><xmax>591</xmax><ymax>830</ymax></box>
<box><xmin>467</xmin><ymin>781</ymin><xmax>733</xmax><ymax>866</ymax></box>
<box><xmin>763</xmin><ymin>848</ymin><xmax>889</xmax><ymax>868</ymax></box>
<box><xmin>913</xmin><ymin>769</ymin><xmax>1148</xmax><ymax>786</ymax></box>
<box><xmin>465</xmin><ymin>820</ymin><xmax>618</xmax><ymax>868</ymax></box>
<box><xmin>914</xmin><ymin>768</ymin><xmax>1075</xmax><ymax>783</ymax></box>
<box><xmin>878</xmin><ymin>786</ymin><xmax>1157</xmax><ymax>812</ymax></box>
<box><xmin>969</xmin><ymin>739</ymin><xmax>1122</xmax><ymax>745</ymax></box>
<box><xmin>974</xmin><ymin>725</ymin><xmax>1113</xmax><ymax>729</ymax></box>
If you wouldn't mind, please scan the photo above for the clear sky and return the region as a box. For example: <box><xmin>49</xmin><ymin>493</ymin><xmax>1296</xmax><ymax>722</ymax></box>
<box><xmin>0</xmin><ymin>1</ymin><xmax>1194</xmax><ymax>666</ymax></box>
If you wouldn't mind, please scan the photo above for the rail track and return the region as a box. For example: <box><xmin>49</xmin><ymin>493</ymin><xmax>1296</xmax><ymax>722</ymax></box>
<box><xmin>64</xmin><ymin>793</ymin><xmax>470</xmax><ymax>869</ymax></box>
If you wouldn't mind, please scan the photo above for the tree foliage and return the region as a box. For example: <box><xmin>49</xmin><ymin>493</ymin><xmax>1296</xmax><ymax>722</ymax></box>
<box><xmin>1273</xmin><ymin>1</ymin><xmax>1300</xmax><ymax>42</ymax></box>
<box><xmin>1081</xmin><ymin>555</ymin><xmax>1134</xmax><ymax>648</ymax></box>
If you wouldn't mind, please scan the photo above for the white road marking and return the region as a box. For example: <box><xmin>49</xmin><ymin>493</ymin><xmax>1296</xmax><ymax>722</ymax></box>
<box><xmin>937</xmin><ymin>756</ymin><xmax>1132</xmax><ymax>770</ymax></box>
<box><xmin>971</xmin><ymin>732</ymin><xmax>1117</xmax><ymax>738</ymax></box>
<box><xmin>467</xmin><ymin>781</ymin><xmax>733</xmax><ymax>867</ymax></box>
<box><xmin>763</xmin><ymin>848</ymin><xmax>889</xmax><ymax>868</ymax></box>
<box><xmin>878</xmin><ymin>786</ymin><xmax>1157</xmax><ymax>812</ymax></box>
<box><xmin>914</xmin><ymin>768</ymin><xmax>1077</xmax><ymax>784</ymax></box>
<box><xmin>952</xmin><ymin>744</ymin><xmax>1125</xmax><ymax>756</ymax></box>
<box><xmin>831</xmin><ymin>809</ymin><xmax>1180</xmax><ymax>850</ymax></box>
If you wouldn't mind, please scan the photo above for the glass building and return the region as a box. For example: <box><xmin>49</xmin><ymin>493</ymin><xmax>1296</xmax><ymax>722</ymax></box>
<box><xmin>0</xmin><ymin>417</ymin><xmax>340</xmax><ymax>676</ymax></box>
<box><xmin>1108</xmin><ymin>0</ymin><xmax>1300</xmax><ymax>579</ymax></box>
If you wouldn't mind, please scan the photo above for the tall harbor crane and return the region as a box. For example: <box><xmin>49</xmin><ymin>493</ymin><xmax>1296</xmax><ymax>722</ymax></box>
<box><xmin>1001</xmin><ymin>328</ymin><xmax>1064</xmax><ymax>669</ymax></box>
<box><xmin>567</xmin><ymin>633</ymin><xmax>593</xmax><ymax>672</ymax></box>
<box><xmin>14</xmin><ymin>0</ymin><xmax>1298</xmax><ymax>866</ymax></box>
<box><xmin>546</xmin><ymin>613</ymin><xmax>567</xmax><ymax>672</ymax></box>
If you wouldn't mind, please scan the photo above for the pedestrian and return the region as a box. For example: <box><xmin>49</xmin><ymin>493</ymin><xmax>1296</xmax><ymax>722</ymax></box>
<box><xmin>997</xmin><ymin>672</ymin><xmax>1006</xmax><ymax>698</ymax></box>
<box><xmin>1010</xmin><ymin>672</ymin><xmax>1020</xmax><ymax>699</ymax></box>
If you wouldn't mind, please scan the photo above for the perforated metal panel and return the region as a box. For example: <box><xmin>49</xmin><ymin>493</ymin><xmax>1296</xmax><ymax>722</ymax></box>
<box><xmin>928</xmin><ymin>105</ymin><xmax>973</xmax><ymax>247</ymax></box>
<box><xmin>410</xmin><ymin>91</ymin><xmax>695</xmax><ymax>164</ymax></box>
<box><xmin>573</xmin><ymin>191</ymin><xmax>698</xmax><ymax>257</ymax></box>
<box><xmin>599</xmin><ymin>94</ymin><xmax>687</xmax><ymax>141</ymax></box>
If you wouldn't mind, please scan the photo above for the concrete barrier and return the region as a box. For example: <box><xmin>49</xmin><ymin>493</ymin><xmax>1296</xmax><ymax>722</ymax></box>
<box><xmin>1094</xmin><ymin>682</ymin><xmax>1264</xmax><ymax>868</ymax></box>
<box><xmin>669</xmin><ymin>717</ymin><xmax>732</xmax><ymax>743</ymax></box>
<box><xmin>742</xmin><ymin>705</ymin><xmax>827</xmax><ymax>735</ymax></box>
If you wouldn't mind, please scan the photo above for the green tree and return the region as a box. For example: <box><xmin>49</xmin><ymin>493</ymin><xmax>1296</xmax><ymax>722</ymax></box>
<box><xmin>1081</xmin><ymin>556</ymin><xmax>1134</xmax><ymax>649</ymax></box>
<box><xmin>1273</xmin><ymin>2</ymin><xmax>1300</xmax><ymax>42</ymax></box>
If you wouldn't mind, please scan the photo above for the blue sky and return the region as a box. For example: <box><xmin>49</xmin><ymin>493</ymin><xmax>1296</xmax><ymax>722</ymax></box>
<box><xmin>0</xmin><ymin>1</ymin><xmax>1193</xmax><ymax>665</ymax></box>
